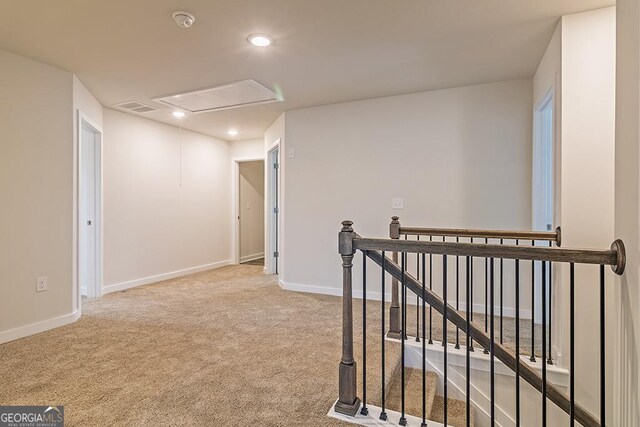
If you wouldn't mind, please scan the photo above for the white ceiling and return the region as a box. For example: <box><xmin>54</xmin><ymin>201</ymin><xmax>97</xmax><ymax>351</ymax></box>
<box><xmin>0</xmin><ymin>0</ymin><xmax>614</xmax><ymax>140</ymax></box>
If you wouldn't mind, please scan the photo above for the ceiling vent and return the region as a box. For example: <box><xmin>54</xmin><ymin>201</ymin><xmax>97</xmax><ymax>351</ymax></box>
<box><xmin>114</xmin><ymin>101</ymin><xmax>158</xmax><ymax>114</ymax></box>
<box><xmin>153</xmin><ymin>79</ymin><xmax>283</xmax><ymax>113</ymax></box>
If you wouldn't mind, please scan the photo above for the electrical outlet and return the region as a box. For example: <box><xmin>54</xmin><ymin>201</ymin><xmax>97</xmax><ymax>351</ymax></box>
<box><xmin>36</xmin><ymin>276</ymin><xmax>48</xmax><ymax>292</ymax></box>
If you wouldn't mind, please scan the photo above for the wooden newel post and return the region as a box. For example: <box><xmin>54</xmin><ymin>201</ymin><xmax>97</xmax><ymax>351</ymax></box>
<box><xmin>388</xmin><ymin>216</ymin><xmax>402</xmax><ymax>339</ymax></box>
<box><xmin>335</xmin><ymin>220</ymin><xmax>361</xmax><ymax>416</ymax></box>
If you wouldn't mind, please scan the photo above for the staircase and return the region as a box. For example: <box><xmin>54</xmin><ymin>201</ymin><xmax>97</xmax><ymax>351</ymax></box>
<box><xmin>331</xmin><ymin>218</ymin><xmax>626</xmax><ymax>427</ymax></box>
<box><xmin>386</xmin><ymin>369</ymin><xmax>474</xmax><ymax>427</ymax></box>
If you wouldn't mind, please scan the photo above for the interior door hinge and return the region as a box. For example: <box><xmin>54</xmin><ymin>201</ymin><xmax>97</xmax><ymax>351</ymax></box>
<box><xmin>274</xmin><ymin>162</ymin><xmax>279</xmax><ymax>170</ymax></box>
<box><xmin>274</xmin><ymin>251</ymin><xmax>279</xmax><ymax>257</ymax></box>
<box><xmin>273</xmin><ymin>207</ymin><xmax>279</xmax><ymax>214</ymax></box>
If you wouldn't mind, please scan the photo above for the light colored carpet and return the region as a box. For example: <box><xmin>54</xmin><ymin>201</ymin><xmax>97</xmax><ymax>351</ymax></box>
<box><xmin>0</xmin><ymin>264</ymin><xmax>537</xmax><ymax>426</ymax></box>
<box><xmin>0</xmin><ymin>265</ymin><xmax>397</xmax><ymax>426</ymax></box>
<box><xmin>241</xmin><ymin>258</ymin><xmax>264</xmax><ymax>266</ymax></box>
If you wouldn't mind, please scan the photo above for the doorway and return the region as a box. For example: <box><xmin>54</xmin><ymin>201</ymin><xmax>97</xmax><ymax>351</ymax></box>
<box><xmin>78</xmin><ymin>113</ymin><xmax>102</xmax><ymax>299</ymax></box>
<box><xmin>238</xmin><ymin>160</ymin><xmax>265</xmax><ymax>266</ymax></box>
<box><xmin>266</xmin><ymin>142</ymin><xmax>280</xmax><ymax>275</ymax></box>
<box><xmin>533</xmin><ymin>89</ymin><xmax>554</xmax><ymax>234</ymax></box>
<box><xmin>532</xmin><ymin>89</ymin><xmax>555</xmax><ymax>324</ymax></box>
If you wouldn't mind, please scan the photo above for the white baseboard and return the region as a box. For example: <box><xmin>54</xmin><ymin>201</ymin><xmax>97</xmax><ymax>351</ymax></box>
<box><xmin>103</xmin><ymin>260</ymin><xmax>230</xmax><ymax>294</ymax></box>
<box><xmin>240</xmin><ymin>252</ymin><xmax>264</xmax><ymax>263</ymax></box>
<box><xmin>278</xmin><ymin>280</ymin><xmax>532</xmax><ymax>319</ymax></box>
<box><xmin>0</xmin><ymin>310</ymin><xmax>81</xmax><ymax>345</ymax></box>
<box><xmin>279</xmin><ymin>280</ymin><xmax>394</xmax><ymax>301</ymax></box>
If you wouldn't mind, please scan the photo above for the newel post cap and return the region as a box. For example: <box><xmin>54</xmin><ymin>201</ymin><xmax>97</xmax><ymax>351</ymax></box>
<box><xmin>390</xmin><ymin>216</ymin><xmax>400</xmax><ymax>239</ymax></box>
<box><xmin>339</xmin><ymin>220</ymin><xmax>355</xmax><ymax>255</ymax></box>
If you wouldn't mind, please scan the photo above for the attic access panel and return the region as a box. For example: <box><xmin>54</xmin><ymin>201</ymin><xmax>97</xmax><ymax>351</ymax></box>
<box><xmin>153</xmin><ymin>79</ymin><xmax>282</xmax><ymax>113</ymax></box>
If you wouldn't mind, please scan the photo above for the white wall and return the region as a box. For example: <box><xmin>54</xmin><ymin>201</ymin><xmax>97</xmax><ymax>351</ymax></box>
<box><xmin>534</xmin><ymin>7</ymin><xmax>616</xmax><ymax>423</ymax></box>
<box><xmin>102</xmin><ymin>109</ymin><xmax>231</xmax><ymax>292</ymax></box>
<box><xmin>282</xmin><ymin>79</ymin><xmax>533</xmax><ymax>309</ymax></box>
<box><xmin>614</xmin><ymin>0</ymin><xmax>640</xmax><ymax>424</ymax></box>
<box><xmin>0</xmin><ymin>49</ymin><xmax>76</xmax><ymax>342</ymax></box>
<box><xmin>239</xmin><ymin>161</ymin><xmax>265</xmax><ymax>261</ymax></box>
<box><xmin>559</xmin><ymin>7</ymin><xmax>616</xmax><ymax>420</ymax></box>
<box><xmin>230</xmin><ymin>138</ymin><xmax>264</xmax><ymax>159</ymax></box>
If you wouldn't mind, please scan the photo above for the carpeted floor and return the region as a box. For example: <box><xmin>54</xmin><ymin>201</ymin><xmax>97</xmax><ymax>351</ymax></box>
<box><xmin>0</xmin><ymin>265</ymin><xmax>376</xmax><ymax>426</ymax></box>
<box><xmin>242</xmin><ymin>257</ymin><xmax>264</xmax><ymax>266</ymax></box>
<box><xmin>0</xmin><ymin>264</ymin><xmax>543</xmax><ymax>426</ymax></box>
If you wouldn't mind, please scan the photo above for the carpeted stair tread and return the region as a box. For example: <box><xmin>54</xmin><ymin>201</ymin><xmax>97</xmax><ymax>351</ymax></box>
<box><xmin>385</xmin><ymin>368</ymin><xmax>438</xmax><ymax>419</ymax></box>
<box><xmin>430</xmin><ymin>395</ymin><xmax>474</xmax><ymax>427</ymax></box>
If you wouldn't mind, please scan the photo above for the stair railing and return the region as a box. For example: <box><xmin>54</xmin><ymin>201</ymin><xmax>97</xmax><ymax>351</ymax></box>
<box><xmin>388</xmin><ymin>216</ymin><xmax>561</xmax><ymax>365</ymax></box>
<box><xmin>334</xmin><ymin>219</ymin><xmax>625</xmax><ymax>427</ymax></box>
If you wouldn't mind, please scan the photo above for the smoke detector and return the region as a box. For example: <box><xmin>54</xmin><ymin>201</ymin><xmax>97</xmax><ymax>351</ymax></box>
<box><xmin>173</xmin><ymin>11</ymin><xmax>195</xmax><ymax>28</ymax></box>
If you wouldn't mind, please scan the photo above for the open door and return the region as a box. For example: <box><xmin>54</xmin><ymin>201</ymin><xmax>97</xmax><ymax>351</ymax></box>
<box><xmin>79</xmin><ymin>114</ymin><xmax>102</xmax><ymax>298</ymax></box>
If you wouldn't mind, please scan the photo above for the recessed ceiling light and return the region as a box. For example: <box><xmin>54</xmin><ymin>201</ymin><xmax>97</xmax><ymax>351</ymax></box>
<box><xmin>227</xmin><ymin>129</ymin><xmax>239</xmax><ymax>136</ymax></box>
<box><xmin>172</xmin><ymin>111</ymin><xmax>186</xmax><ymax>118</ymax></box>
<box><xmin>248</xmin><ymin>34</ymin><xmax>273</xmax><ymax>47</ymax></box>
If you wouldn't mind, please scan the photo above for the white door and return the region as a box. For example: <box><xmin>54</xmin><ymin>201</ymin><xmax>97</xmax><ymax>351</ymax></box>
<box><xmin>79</xmin><ymin>121</ymin><xmax>100</xmax><ymax>298</ymax></box>
<box><xmin>266</xmin><ymin>145</ymin><xmax>280</xmax><ymax>275</ymax></box>
<box><xmin>533</xmin><ymin>92</ymin><xmax>554</xmax><ymax>233</ymax></box>
<box><xmin>532</xmin><ymin>91</ymin><xmax>554</xmax><ymax>324</ymax></box>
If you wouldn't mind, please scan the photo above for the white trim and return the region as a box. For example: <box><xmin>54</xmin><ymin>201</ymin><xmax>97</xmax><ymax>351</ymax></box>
<box><xmin>265</xmin><ymin>140</ymin><xmax>281</xmax><ymax>275</ymax></box>
<box><xmin>0</xmin><ymin>310</ymin><xmax>81</xmax><ymax>345</ymax></box>
<box><xmin>231</xmin><ymin>156</ymin><xmax>265</xmax><ymax>265</ymax></box>
<box><xmin>278</xmin><ymin>280</ymin><xmax>533</xmax><ymax>319</ymax></box>
<box><xmin>240</xmin><ymin>252</ymin><xmax>265</xmax><ymax>263</ymax></box>
<box><xmin>396</xmin><ymin>335</ymin><xmax>569</xmax><ymax>385</ymax></box>
<box><xmin>77</xmin><ymin>110</ymin><xmax>104</xmax><ymax>302</ymax></box>
<box><xmin>327</xmin><ymin>399</ymin><xmax>445</xmax><ymax>427</ymax></box>
<box><xmin>103</xmin><ymin>260</ymin><xmax>230</xmax><ymax>294</ymax></box>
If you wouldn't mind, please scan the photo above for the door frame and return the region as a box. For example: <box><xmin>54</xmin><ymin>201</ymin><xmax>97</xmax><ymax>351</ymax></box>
<box><xmin>265</xmin><ymin>139</ymin><xmax>281</xmax><ymax>275</ymax></box>
<box><xmin>532</xmin><ymin>87</ymin><xmax>555</xmax><ymax>233</ymax></box>
<box><xmin>231</xmin><ymin>156</ymin><xmax>265</xmax><ymax>265</ymax></box>
<box><xmin>77</xmin><ymin>110</ymin><xmax>103</xmax><ymax>301</ymax></box>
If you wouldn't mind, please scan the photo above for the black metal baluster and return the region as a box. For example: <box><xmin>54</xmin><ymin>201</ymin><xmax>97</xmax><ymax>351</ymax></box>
<box><xmin>570</xmin><ymin>263</ymin><xmax>575</xmax><ymax>427</ymax></box>
<box><xmin>490</xmin><ymin>257</ymin><xmax>495</xmax><ymax>425</ymax></box>
<box><xmin>466</xmin><ymin>255</ymin><xmax>471</xmax><ymax>427</ymax></box>
<box><xmin>421</xmin><ymin>253</ymin><xmax>427</xmax><ymax>427</ymax></box>
<box><xmin>456</xmin><ymin>237</ymin><xmax>460</xmax><ymax>349</ymax></box>
<box><xmin>531</xmin><ymin>240</ymin><xmax>536</xmax><ymax>363</ymax></box>
<box><xmin>442</xmin><ymin>236</ymin><xmax>447</xmax><ymax>347</ymax></box>
<box><xmin>542</xmin><ymin>259</ymin><xmax>547</xmax><ymax>426</ymax></box>
<box><xmin>429</xmin><ymin>236</ymin><xmax>433</xmax><ymax>345</ymax></box>
<box><xmin>416</xmin><ymin>236</ymin><xmax>420</xmax><ymax>343</ymax></box>
<box><xmin>403</xmin><ymin>236</ymin><xmax>407</xmax><ymax>341</ymax></box>
<box><xmin>469</xmin><ymin>238</ymin><xmax>474</xmax><ymax>352</ymax></box>
<box><xmin>443</xmin><ymin>254</ymin><xmax>448</xmax><ymax>426</ymax></box>
<box><xmin>600</xmin><ymin>264</ymin><xmax>605</xmax><ymax>427</ymax></box>
<box><xmin>380</xmin><ymin>251</ymin><xmax>388</xmax><ymax>421</ymax></box>
<box><xmin>484</xmin><ymin>238</ymin><xmax>489</xmax><ymax>354</ymax></box>
<box><xmin>400</xmin><ymin>252</ymin><xmax>407</xmax><ymax>426</ymax></box>
<box><xmin>500</xmin><ymin>239</ymin><xmax>504</xmax><ymax>345</ymax></box>
<box><xmin>548</xmin><ymin>241</ymin><xmax>553</xmax><ymax>365</ymax></box>
<box><xmin>361</xmin><ymin>253</ymin><xmax>368</xmax><ymax>415</ymax></box>
<box><xmin>515</xmin><ymin>256</ymin><xmax>521</xmax><ymax>427</ymax></box>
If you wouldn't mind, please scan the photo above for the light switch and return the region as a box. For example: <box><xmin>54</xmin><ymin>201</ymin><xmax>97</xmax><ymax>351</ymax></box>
<box><xmin>392</xmin><ymin>198</ymin><xmax>404</xmax><ymax>210</ymax></box>
<box><xmin>288</xmin><ymin>148</ymin><xmax>295</xmax><ymax>159</ymax></box>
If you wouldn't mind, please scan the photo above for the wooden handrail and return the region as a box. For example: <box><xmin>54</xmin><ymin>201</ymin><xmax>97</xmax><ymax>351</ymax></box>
<box><xmin>399</xmin><ymin>226</ymin><xmax>561</xmax><ymax>244</ymax></box>
<box><xmin>354</xmin><ymin>237</ymin><xmax>626</xmax><ymax>275</ymax></box>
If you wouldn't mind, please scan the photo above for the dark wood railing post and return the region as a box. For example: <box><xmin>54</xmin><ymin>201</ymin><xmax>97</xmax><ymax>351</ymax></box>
<box><xmin>388</xmin><ymin>216</ymin><xmax>402</xmax><ymax>339</ymax></box>
<box><xmin>335</xmin><ymin>220</ymin><xmax>361</xmax><ymax>416</ymax></box>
